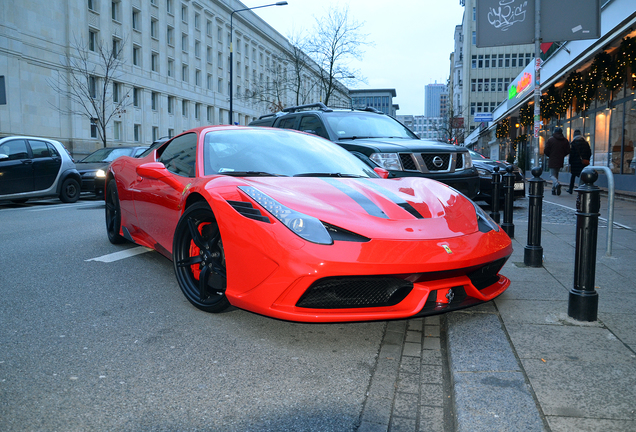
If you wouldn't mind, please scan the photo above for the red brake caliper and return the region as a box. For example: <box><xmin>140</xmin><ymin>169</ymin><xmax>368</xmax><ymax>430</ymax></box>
<box><xmin>189</xmin><ymin>222</ymin><xmax>211</xmax><ymax>281</ymax></box>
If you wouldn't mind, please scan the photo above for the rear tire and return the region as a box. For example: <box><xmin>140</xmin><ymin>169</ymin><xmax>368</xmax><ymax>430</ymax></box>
<box><xmin>105</xmin><ymin>180</ymin><xmax>126</xmax><ymax>244</ymax></box>
<box><xmin>60</xmin><ymin>178</ymin><xmax>80</xmax><ymax>203</ymax></box>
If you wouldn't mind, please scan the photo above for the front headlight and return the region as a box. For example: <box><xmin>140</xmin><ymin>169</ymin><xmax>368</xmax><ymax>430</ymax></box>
<box><xmin>239</xmin><ymin>186</ymin><xmax>333</xmax><ymax>245</ymax></box>
<box><xmin>96</xmin><ymin>169</ymin><xmax>106</xmax><ymax>178</ymax></box>
<box><xmin>370</xmin><ymin>153</ymin><xmax>402</xmax><ymax>171</ymax></box>
<box><xmin>473</xmin><ymin>201</ymin><xmax>500</xmax><ymax>233</ymax></box>
<box><xmin>462</xmin><ymin>151</ymin><xmax>473</xmax><ymax>169</ymax></box>
<box><xmin>476</xmin><ymin>168</ymin><xmax>490</xmax><ymax>177</ymax></box>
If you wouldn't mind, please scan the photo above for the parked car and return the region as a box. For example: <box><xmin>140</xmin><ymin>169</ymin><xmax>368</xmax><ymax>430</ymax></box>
<box><xmin>76</xmin><ymin>146</ymin><xmax>148</xmax><ymax>197</ymax></box>
<box><xmin>105</xmin><ymin>126</ymin><xmax>512</xmax><ymax>322</ymax></box>
<box><xmin>0</xmin><ymin>135</ymin><xmax>81</xmax><ymax>203</ymax></box>
<box><xmin>249</xmin><ymin>103</ymin><xmax>480</xmax><ymax>199</ymax></box>
<box><xmin>469</xmin><ymin>150</ymin><xmax>525</xmax><ymax>204</ymax></box>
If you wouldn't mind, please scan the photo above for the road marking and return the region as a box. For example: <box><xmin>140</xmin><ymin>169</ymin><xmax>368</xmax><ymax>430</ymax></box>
<box><xmin>543</xmin><ymin>200</ymin><xmax>632</xmax><ymax>230</ymax></box>
<box><xmin>86</xmin><ymin>246</ymin><xmax>153</xmax><ymax>263</ymax></box>
<box><xmin>30</xmin><ymin>202</ymin><xmax>102</xmax><ymax>212</ymax></box>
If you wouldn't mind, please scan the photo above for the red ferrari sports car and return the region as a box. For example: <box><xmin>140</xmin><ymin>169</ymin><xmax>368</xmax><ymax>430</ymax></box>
<box><xmin>105</xmin><ymin>126</ymin><xmax>512</xmax><ymax>322</ymax></box>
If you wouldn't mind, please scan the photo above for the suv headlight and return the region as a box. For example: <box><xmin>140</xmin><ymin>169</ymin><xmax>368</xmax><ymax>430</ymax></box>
<box><xmin>461</xmin><ymin>151</ymin><xmax>473</xmax><ymax>169</ymax></box>
<box><xmin>370</xmin><ymin>153</ymin><xmax>402</xmax><ymax>171</ymax></box>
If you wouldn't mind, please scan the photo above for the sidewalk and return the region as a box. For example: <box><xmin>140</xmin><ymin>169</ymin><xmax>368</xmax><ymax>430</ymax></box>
<box><xmin>448</xmin><ymin>188</ymin><xmax>636</xmax><ymax>431</ymax></box>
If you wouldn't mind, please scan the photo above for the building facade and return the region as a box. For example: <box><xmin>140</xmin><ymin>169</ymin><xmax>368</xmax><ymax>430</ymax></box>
<box><xmin>349</xmin><ymin>88</ymin><xmax>397</xmax><ymax>116</ymax></box>
<box><xmin>424</xmin><ymin>83</ymin><xmax>447</xmax><ymax>118</ymax></box>
<box><xmin>0</xmin><ymin>0</ymin><xmax>349</xmax><ymax>157</ymax></box>
<box><xmin>468</xmin><ymin>0</ymin><xmax>636</xmax><ymax>194</ymax></box>
<box><xmin>457</xmin><ymin>0</ymin><xmax>534</xmax><ymax>134</ymax></box>
<box><xmin>396</xmin><ymin>115</ymin><xmax>445</xmax><ymax>141</ymax></box>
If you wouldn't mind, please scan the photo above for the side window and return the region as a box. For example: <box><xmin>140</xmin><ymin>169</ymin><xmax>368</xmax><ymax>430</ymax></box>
<box><xmin>47</xmin><ymin>143</ymin><xmax>60</xmax><ymax>157</ymax></box>
<box><xmin>28</xmin><ymin>140</ymin><xmax>51</xmax><ymax>158</ymax></box>
<box><xmin>1</xmin><ymin>139</ymin><xmax>29</xmax><ymax>160</ymax></box>
<box><xmin>158</xmin><ymin>132</ymin><xmax>197</xmax><ymax>177</ymax></box>
<box><xmin>277</xmin><ymin>116</ymin><xmax>297</xmax><ymax>130</ymax></box>
<box><xmin>299</xmin><ymin>115</ymin><xmax>328</xmax><ymax>139</ymax></box>
<box><xmin>134</xmin><ymin>147</ymin><xmax>147</xmax><ymax>157</ymax></box>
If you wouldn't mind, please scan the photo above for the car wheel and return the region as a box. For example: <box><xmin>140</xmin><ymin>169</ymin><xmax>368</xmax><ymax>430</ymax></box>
<box><xmin>59</xmin><ymin>178</ymin><xmax>80</xmax><ymax>203</ymax></box>
<box><xmin>105</xmin><ymin>180</ymin><xmax>126</xmax><ymax>244</ymax></box>
<box><xmin>173</xmin><ymin>202</ymin><xmax>230</xmax><ymax>313</ymax></box>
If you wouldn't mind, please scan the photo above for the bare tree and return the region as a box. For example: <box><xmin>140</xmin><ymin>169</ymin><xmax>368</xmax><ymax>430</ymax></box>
<box><xmin>239</xmin><ymin>56</ymin><xmax>290</xmax><ymax>113</ymax></box>
<box><xmin>307</xmin><ymin>5</ymin><xmax>369</xmax><ymax>106</ymax></box>
<box><xmin>286</xmin><ymin>31</ymin><xmax>318</xmax><ymax>106</ymax></box>
<box><xmin>48</xmin><ymin>35</ymin><xmax>130</xmax><ymax>148</ymax></box>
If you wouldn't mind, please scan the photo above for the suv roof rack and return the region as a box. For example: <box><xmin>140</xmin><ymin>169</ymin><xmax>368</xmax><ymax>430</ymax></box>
<box><xmin>282</xmin><ymin>102</ymin><xmax>333</xmax><ymax>113</ymax></box>
<box><xmin>257</xmin><ymin>112</ymin><xmax>285</xmax><ymax>120</ymax></box>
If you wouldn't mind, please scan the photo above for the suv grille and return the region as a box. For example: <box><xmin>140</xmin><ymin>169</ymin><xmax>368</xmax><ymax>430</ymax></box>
<box><xmin>422</xmin><ymin>154</ymin><xmax>451</xmax><ymax>171</ymax></box>
<box><xmin>399</xmin><ymin>153</ymin><xmax>418</xmax><ymax>171</ymax></box>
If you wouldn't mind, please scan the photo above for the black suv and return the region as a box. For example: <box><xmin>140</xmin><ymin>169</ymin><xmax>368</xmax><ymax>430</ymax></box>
<box><xmin>249</xmin><ymin>103</ymin><xmax>479</xmax><ymax>198</ymax></box>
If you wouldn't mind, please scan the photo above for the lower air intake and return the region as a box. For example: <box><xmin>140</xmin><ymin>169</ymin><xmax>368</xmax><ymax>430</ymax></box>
<box><xmin>296</xmin><ymin>277</ymin><xmax>413</xmax><ymax>309</ymax></box>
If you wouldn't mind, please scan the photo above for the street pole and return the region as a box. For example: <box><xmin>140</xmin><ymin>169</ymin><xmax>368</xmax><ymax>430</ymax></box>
<box><xmin>228</xmin><ymin>2</ymin><xmax>288</xmax><ymax>125</ymax></box>
<box><xmin>533</xmin><ymin>0</ymin><xmax>541</xmax><ymax>169</ymax></box>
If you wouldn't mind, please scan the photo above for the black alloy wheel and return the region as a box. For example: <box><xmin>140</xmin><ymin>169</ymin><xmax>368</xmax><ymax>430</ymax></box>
<box><xmin>60</xmin><ymin>178</ymin><xmax>80</xmax><ymax>203</ymax></box>
<box><xmin>173</xmin><ymin>202</ymin><xmax>230</xmax><ymax>313</ymax></box>
<box><xmin>105</xmin><ymin>179</ymin><xmax>125</xmax><ymax>244</ymax></box>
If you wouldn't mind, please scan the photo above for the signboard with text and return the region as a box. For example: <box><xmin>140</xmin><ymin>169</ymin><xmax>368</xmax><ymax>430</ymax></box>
<box><xmin>476</xmin><ymin>0</ymin><xmax>600</xmax><ymax>48</ymax></box>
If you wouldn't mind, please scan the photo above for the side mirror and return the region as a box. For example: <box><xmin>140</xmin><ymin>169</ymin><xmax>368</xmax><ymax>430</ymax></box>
<box><xmin>136</xmin><ymin>162</ymin><xmax>184</xmax><ymax>190</ymax></box>
<box><xmin>0</xmin><ymin>153</ymin><xmax>8</xmax><ymax>161</ymax></box>
<box><xmin>373</xmin><ymin>167</ymin><xmax>390</xmax><ymax>179</ymax></box>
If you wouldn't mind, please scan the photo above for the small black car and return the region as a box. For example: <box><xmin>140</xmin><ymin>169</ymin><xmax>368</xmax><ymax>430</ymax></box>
<box><xmin>469</xmin><ymin>150</ymin><xmax>525</xmax><ymax>204</ymax></box>
<box><xmin>249</xmin><ymin>103</ymin><xmax>480</xmax><ymax>199</ymax></box>
<box><xmin>77</xmin><ymin>146</ymin><xmax>148</xmax><ymax>197</ymax></box>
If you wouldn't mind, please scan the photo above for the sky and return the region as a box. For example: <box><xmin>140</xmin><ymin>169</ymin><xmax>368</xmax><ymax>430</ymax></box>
<box><xmin>252</xmin><ymin>0</ymin><xmax>465</xmax><ymax>115</ymax></box>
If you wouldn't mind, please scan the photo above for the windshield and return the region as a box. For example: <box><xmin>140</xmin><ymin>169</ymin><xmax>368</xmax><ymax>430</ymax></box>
<box><xmin>203</xmin><ymin>129</ymin><xmax>377</xmax><ymax>178</ymax></box>
<box><xmin>323</xmin><ymin>112</ymin><xmax>418</xmax><ymax>140</ymax></box>
<box><xmin>80</xmin><ymin>147</ymin><xmax>136</xmax><ymax>163</ymax></box>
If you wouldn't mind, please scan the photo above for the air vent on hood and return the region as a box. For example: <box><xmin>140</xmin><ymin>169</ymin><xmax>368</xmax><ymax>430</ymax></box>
<box><xmin>227</xmin><ymin>200</ymin><xmax>270</xmax><ymax>223</ymax></box>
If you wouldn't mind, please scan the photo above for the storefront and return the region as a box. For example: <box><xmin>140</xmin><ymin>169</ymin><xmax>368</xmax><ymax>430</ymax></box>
<box><xmin>472</xmin><ymin>1</ymin><xmax>636</xmax><ymax>193</ymax></box>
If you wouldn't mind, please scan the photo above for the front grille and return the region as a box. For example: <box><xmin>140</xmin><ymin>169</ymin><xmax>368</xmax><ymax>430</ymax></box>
<box><xmin>422</xmin><ymin>154</ymin><xmax>451</xmax><ymax>171</ymax></box>
<box><xmin>399</xmin><ymin>153</ymin><xmax>418</xmax><ymax>171</ymax></box>
<box><xmin>296</xmin><ymin>277</ymin><xmax>413</xmax><ymax>309</ymax></box>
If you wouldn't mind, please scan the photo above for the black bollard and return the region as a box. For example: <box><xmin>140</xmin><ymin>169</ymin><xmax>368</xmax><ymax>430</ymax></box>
<box><xmin>524</xmin><ymin>167</ymin><xmax>545</xmax><ymax>267</ymax></box>
<box><xmin>568</xmin><ymin>168</ymin><xmax>600</xmax><ymax>322</ymax></box>
<box><xmin>490</xmin><ymin>166</ymin><xmax>501</xmax><ymax>224</ymax></box>
<box><xmin>501</xmin><ymin>165</ymin><xmax>515</xmax><ymax>238</ymax></box>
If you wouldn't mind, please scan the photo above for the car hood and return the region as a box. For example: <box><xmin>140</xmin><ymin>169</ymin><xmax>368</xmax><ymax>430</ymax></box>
<box><xmin>220</xmin><ymin>176</ymin><xmax>481</xmax><ymax>240</ymax></box>
<box><xmin>337</xmin><ymin>137</ymin><xmax>466</xmax><ymax>153</ymax></box>
<box><xmin>76</xmin><ymin>161</ymin><xmax>109</xmax><ymax>172</ymax></box>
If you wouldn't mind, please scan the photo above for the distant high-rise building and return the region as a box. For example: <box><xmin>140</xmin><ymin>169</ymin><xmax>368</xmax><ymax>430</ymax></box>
<box><xmin>425</xmin><ymin>83</ymin><xmax>448</xmax><ymax>118</ymax></box>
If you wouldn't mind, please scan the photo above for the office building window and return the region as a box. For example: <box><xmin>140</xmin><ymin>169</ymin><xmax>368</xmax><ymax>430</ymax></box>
<box><xmin>505</xmin><ymin>54</ymin><xmax>510</xmax><ymax>67</ymax></box>
<box><xmin>151</xmin><ymin>92</ymin><xmax>158</xmax><ymax>111</ymax></box>
<box><xmin>471</xmin><ymin>55</ymin><xmax>477</xmax><ymax>69</ymax></box>
<box><xmin>167</xmin><ymin>96</ymin><xmax>174</xmax><ymax>114</ymax></box>
<box><xmin>113</xmin><ymin>82</ymin><xmax>120</xmax><ymax>103</ymax></box>
<box><xmin>485</xmin><ymin>54</ymin><xmax>490</xmax><ymax>68</ymax></box>
<box><xmin>89</xmin><ymin>29</ymin><xmax>97</xmax><ymax>51</ymax></box>
<box><xmin>478</xmin><ymin>55</ymin><xmax>483</xmax><ymax>68</ymax></box>
<box><xmin>151</xmin><ymin>18</ymin><xmax>158</xmax><ymax>39</ymax></box>
<box><xmin>151</xmin><ymin>52</ymin><xmax>158</xmax><ymax>72</ymax></box>
<box><xmin>132</xmin><ymin>9</ymin><xmax>140</xmax><ymax>31</ymax></box>
<box><xmin>511</xmin><ymin>53</ymin><xmax>517</xmax><ymax>67</ymax></box>
<box><xmin>498</xmin><ymin>54</ymin><xmax>504</xmax><ymax>68</ymax></box>
<box><xmin>182</xmin><ymin>64</ymin><xmax>188</xmax><ymax>82</ymax></box>
<box><xmin>167</xmin><ymin>26</ymin><xmax>174</xmax><ymax>46</ymax></box>
<box><xmin>112</xmin><ymin>1</ymin><xmax>121</xmax><ymax>21</ymax></box>
<box><xmin>114</xmin><ymin>121</ymin><xmax>122</xmax><ymax>140</ymax></box>
<box><xmin>133</xmin><ymin>87</ymin><xmax>140</xmax><ymax>107</ymax></box>
<box><xmin>471</xmin><ymin>79</ymin><xmax>476</xmax><ymax>92</ymax></box>
<box><xmin>134</xmin><ymin>124</ymin><xmax>141</xmax><ymax>142</ymax></box>
<box><xmin>182</xmin><ymin>99</ymin><xmax>188</xmax><ymax>117</ymax></box>
<box><xmin>133</xmin><ymin>45</ymin><xmax>140</xmax><ymax>66</ymax></box>
<box><xmin>90</xmin><ymin>118</ymin><xmax>98</xmax><ymax>138</ymax></box>
<box><xmin>89</xmin><ymin>76</ymin><xmax>97</xmax><ymax>99</ymax></box>
<box><xmin>152</xmin><ymin>126</ymin><xmax>159</xmax><ymax>141</ymax></box>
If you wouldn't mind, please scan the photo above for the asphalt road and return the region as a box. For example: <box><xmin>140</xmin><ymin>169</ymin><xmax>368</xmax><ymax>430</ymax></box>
<box><xmin>0</xmin><ymin>198</ymin><xmax>386</xmax><ymax>432</ymax></box>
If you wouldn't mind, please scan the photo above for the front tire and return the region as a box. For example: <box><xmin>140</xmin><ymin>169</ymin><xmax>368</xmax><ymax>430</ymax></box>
<box><xmin>105</xmin><ymin>179</ymin><xmax>125</xmax><ymax>244</ymax></box>
<box><xmin>173</xmin><ymin>202</ymin><xmax>230</xmax><ymax>313</ymax></box>
<box><xmin>59</xmin><ymin>178</ymin><xmax>80</xmax><ymax>203</ymax></box>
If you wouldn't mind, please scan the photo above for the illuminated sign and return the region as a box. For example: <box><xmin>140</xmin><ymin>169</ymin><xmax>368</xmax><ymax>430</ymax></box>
<box><xmin>508</xmin><ymin>72</ymin><xmax>532</xmax><ymax>100</ymax></box>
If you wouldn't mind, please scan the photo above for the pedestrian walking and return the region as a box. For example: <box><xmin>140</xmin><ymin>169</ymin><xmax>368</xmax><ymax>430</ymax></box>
<box><xmin>567</xmin><ymin>129</ymin><xmax>592</xmax><ymax>194</ymax></box>
<box><xmin>544</xmin><ymin>127</ymin><xmax>570</xmax><ymax>195</ymax></box>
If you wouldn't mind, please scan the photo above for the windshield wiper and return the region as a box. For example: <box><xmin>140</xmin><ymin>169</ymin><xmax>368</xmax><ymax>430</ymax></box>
<box><xmin>219</xmin><ymin>171</ymin><xmax>287</xmax><ymax>177</ymax></box>
<box><xmin>337</xmin><ymin>136</ymin><xmax>375</xmax><ymax>141</ymax></box>
<box><xmin>293</xmin><ymin>172</ymin><xmax>364</xmax><ymax>178</ymax></box>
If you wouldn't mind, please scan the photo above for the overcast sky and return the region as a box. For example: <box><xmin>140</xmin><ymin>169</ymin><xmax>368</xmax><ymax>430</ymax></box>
<box><xmin>252</xmin><ymin>0</ymin><xmax>465</xmax><ymax>115</ymax></box>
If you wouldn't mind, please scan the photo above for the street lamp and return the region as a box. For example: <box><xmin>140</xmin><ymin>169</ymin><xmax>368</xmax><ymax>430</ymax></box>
<box><xmin>229</xmin><ymin>1</ymin><xmax>288</xmax><ymax>125</ymax></box>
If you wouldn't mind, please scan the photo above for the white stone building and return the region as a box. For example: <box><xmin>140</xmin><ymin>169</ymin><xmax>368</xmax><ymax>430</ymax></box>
<box><xmin>0</xmin><ymin>0</ymin><xmax>350</xmax><ymax>157</ymax></box>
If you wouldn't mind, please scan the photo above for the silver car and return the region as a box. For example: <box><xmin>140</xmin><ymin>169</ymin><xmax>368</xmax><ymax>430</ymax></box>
<box><xmin>0</xmin><ymin>136</ymin><xmax>81</xmax><ymax>203</ymax></box>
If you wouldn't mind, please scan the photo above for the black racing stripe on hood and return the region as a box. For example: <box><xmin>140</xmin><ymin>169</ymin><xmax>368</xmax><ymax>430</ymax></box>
<box><xmin>322</xmin><ymin>178</ymin><xmax>388</xmax><ymax>219</ymax></box>
<box><xmin>358</xmin><ymin>179</ymin><xmax>425</xmax><ymax>219</ymax></box>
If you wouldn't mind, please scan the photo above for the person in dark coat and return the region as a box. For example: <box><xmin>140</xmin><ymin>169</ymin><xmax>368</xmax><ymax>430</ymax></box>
<box><xmin>544</xmin><ymin>127</ymin><xmax>570</xmax><ymax>195</ymax></box>
<box><xmin>567</xmin><ymin>129</ymin><xmax>592</xmax><ymax>194</ymax></box>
